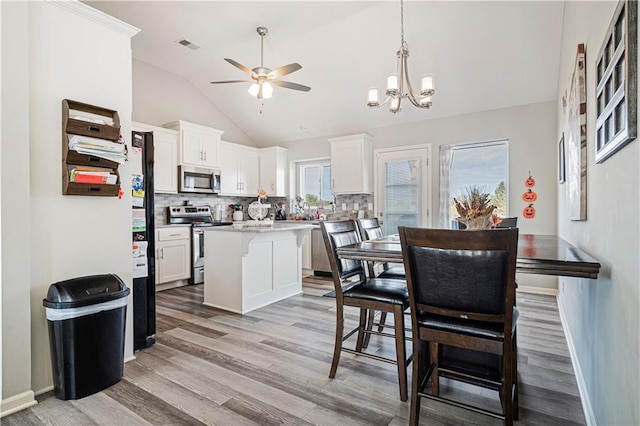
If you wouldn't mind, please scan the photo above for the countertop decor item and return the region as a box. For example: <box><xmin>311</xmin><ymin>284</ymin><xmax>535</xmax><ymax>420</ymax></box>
<box><xmin>366</xmin><ymin>0</ymin><xmax>435</xmax><ymax>113</ymax></box>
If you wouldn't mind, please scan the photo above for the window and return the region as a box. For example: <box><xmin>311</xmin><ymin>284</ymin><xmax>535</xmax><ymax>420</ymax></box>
<box><xmin>439</xmin><ymin>140</ymin><xmax>508</xmax><ymax>228</ymax></box>
<box><xmin>297</xmin><ymin>160</ymin><xmax>334</xmax><ymax>208</ymax></box>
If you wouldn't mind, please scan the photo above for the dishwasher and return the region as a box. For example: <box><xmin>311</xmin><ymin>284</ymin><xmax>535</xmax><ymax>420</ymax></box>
<box><xmin>311</xmin><ymin>228</ymin><xmax>332</xmax><ymax>276</ymax></box>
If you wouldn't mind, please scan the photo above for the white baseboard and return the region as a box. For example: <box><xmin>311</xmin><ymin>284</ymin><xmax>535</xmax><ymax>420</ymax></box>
<box><xmin>517</xmin><ymin>285</ymin><xmax>558</xmax><ymax>296</ymax></box>
<box><xmin>35</xmin><ymin>385</ymin><xmax>54</xmax><ymax>396</ymax></box>
<box><xmin>0</xmin><ymin>390</ymin><xmax>37</xmax><ymax>418</ymax></box>
<box><xmin>557</xmin><ymin>296</ymin><xmax>597</xmax><ymax>426</ymax></box>
<box><xmin>125</xmin><ymin>355</ymin><xmax>136</xmax><ymax>363</ymax></box>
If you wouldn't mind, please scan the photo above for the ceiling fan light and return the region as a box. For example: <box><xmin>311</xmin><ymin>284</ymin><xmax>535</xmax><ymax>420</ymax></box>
<box><xmin>262</xmin><ymin>81</ymin><xmax>274</xmax><ymax>99</ymax></box>
<box><xmin>248</xmin><ymin>83</ymin><xmax>260</xmax><ymax>97</ymax></box>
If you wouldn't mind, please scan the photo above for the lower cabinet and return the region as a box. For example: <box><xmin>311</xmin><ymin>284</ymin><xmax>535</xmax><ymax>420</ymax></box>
<box><xmin>156</xmin><ymin>227</ymin><xmax>191</xmax><ymax>284</ymax></box>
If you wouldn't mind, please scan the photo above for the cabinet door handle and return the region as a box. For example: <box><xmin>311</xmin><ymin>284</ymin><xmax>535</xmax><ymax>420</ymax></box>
<box><xmin>169</xmin><ymin>233</ymin><xmax>181</xmax><ymax>237</ymax></box>
<box><xmin>271</xmin><ymin>183</ymin><xmax>274</xmax><ymax>191</ymax></box>
<box><xmin>204</xmin><ymin>151</ymin><xmax>207</xmax><ymax>161</ymax></box>
<box><xmin>332</xmin><ymin>178</ymin><xmax>335</xmax><ymax>189</ymax></box>
<box><xmin>160</xmin><ymin>248</ymin><xmax>164</xmax><ymax>259</ymax></box>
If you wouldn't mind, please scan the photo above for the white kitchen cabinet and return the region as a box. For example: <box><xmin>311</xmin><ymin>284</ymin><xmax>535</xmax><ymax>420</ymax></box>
<box><xmin>132</xmin><ymin>122</ymin><xmax>178</xmax><ymax>193</ymax></box>
<box><xmin>259</xmin><ymin>146</ymin><xmax>288</xmax><ymax>197</ymax></box>
<box><xmin>155</xmin><ymin>227</ymin><xmax>191</xmax><ymax>284</ymax></box>
<box><xmin>219</xmin><ymin>141</ymin><xmax>259</xmax><ymax>196</ymax></box>
<box><xmin>329</xmin><ymin>134</ymin><xmax>373</xmax><ymax>194</ymax></box>
<box><xmin>301</xmin><ymin>228</ymin><xmax>312</xmax><ymax>273</ymax></box>
<box><xmin>163</xmin><ymin>120</ymin><xmax>223</xmax><ymax>168</ymax></box>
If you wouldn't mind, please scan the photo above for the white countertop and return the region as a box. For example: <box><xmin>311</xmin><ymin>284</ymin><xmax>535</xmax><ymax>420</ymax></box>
<box><xmin>203</xmin><ymin>222</ymin><xmax>315</xmax><ymax>233</ymax></box>
<box><xmin>156</xmin><ymin>224</ymin><xmax>191</xmax><ymax>229</ymax></box>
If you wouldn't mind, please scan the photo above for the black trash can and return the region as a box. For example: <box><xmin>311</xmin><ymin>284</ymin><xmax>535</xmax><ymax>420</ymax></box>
<box><xmin>43</xmin><ymin>274</ymin><xmax>130</xmax><ymax>400</ymax></box>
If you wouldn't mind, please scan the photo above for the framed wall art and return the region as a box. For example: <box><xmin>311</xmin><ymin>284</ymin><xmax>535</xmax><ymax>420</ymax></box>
<box><xmin>558</xmin><ymin>133</ymin><xmax>566</xmax><ymax>184</ymax></box>
<box><xmin>564</xmin><ymin>44</ymin><xmax>587</xmax><ymax>220</ymax></box>
<box><xmin>595</xmin><ymin>0</ymin><xmax>637</xmax><ymax>163</ymax></box>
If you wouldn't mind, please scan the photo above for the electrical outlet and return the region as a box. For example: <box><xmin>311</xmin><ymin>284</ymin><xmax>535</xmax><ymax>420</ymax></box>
<box><xmin>367</xmin><ymin>203</ymin><xmax>373</xmax><ymax>210</ymax></box>
<box><xmin>342</xmin><ymin>203</ymin><xmax>347</xmax><ymax>211</ymax></box>
<box><xmin>353</xmin><ymin>202</ymin><xmax>359</xmax><ymax>210</ymax></box>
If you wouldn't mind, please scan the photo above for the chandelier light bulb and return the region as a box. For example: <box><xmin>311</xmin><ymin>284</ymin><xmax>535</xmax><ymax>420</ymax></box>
<box><xmin>390</xmin><ymin>97</ymin><xmax>400</xmax><ymax>113</ymax></box>
<box><xmin>387</xmin><ymin>74</ymin><xmax>399</xmax><ymax>92</ymax></box>
<box><xmin>367</xmin><ymin>88</ymin><xmax>380</xmax><ymax>106</ymax></box>
<box><xmin>420</xmin><ymin>74</ymin><xmax>435</xmax><ymax>95</ymax></box>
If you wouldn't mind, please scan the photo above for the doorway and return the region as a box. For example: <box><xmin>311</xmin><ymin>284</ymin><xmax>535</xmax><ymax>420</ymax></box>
<box><xmin>374</xmin><ymin>146</ymin><xmax>431</xmax><ymax>235</ymax></box>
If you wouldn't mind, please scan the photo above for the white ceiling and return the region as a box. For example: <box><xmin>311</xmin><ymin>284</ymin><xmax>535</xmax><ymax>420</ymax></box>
<box><xmin>86</xmin><ymin>1</ymin><xmax>564</xmax><ymax>146</ymax></box>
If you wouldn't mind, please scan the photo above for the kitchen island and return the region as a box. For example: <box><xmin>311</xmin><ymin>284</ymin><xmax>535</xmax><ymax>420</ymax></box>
<box><xmin>203</xmin><ymin>222</ymin><xmax>315</xmax><ymax>314</ymax></box>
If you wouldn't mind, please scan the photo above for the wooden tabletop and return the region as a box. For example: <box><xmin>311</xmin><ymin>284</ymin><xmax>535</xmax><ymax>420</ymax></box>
<box><xmin>335</xmin><ymin>233</ymin><xmax>601</xmax><ymax>279</ymax></box>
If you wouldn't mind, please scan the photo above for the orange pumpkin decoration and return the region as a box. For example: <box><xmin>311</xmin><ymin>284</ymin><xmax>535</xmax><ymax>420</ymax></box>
<box><xmin>525</xmin><ymin>176</ymin><xmax>536</xmax><ymax>188</ymax></box>
<box><xmin>522</xmin><ymin>189</ymin><xmax>538</xmax><ymax>203</ymax></box>
<box><xmin>523</xmin><ymin>204</ymin><xmax>536</xmax><ymax>219</ymax></box>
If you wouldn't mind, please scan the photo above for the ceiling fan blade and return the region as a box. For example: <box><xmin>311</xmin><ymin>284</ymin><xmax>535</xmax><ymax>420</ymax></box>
<box><xmin>210</xmin><ymin>80</ymin><xmax>252</xmax><ymax>84</ymax></box>
<box><xmin>271</xmin><ymin>80</ymin><xmax>311</xmax><ymax>92</ymax></box>
<box><xmin>268</xmin><ymin>63</ymin><xmax>302</xmax><ymax>79</ymax></box>
<box><xmin>224</xmin><ymin>58</ymin><xmax>256</xmax><ymax>77</ymax></box>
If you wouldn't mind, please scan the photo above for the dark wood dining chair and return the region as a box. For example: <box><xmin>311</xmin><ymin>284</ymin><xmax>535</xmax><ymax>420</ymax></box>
<box><xmin>320</xmin><ymin>220</ymin><xmax>411</xmax><ymax>401</ymax></box>
<box><xmin>398</xmin><ymin>226</ymin><xmax>519</xmax><ymax>425</ymax></box>
<box><xmin>356</xmin><ymin>217</ymin><xmax>406</xmax><ymax>279</ymax></box>
<box><xmin>496</xmin><ymin>217</ymin><xmax>518</xmax><ymax>228</ymax></box>
<box><xmin>356</xmin><ymin>218</ymin><xmax>406</xmax><ymax>347</ymax></box>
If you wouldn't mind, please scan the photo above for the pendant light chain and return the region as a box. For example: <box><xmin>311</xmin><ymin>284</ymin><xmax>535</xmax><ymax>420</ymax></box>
<box><xmin>400</xmin><ymin>0</ymin><xmax>405</xmax><ymax>48</ymax></box>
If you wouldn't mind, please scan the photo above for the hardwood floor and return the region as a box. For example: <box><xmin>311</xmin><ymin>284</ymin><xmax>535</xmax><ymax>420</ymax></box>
<box><xmin>4</xmin><ymin>279</ymin><xmax>585</xmax><ymax>425</ymax></box>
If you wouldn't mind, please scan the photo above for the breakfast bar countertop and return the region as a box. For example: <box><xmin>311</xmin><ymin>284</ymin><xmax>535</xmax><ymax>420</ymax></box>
<box><xmin>203</xmin><ymin>222</ymin><xmax>315</xmax><ymax>233</ymax></box>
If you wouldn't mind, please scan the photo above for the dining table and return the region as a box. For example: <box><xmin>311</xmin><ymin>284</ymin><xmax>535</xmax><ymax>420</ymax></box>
<box><xmin>335</xmin><ymin>233</ymin><xmax>601</xmax><ymax>279</ymax></box>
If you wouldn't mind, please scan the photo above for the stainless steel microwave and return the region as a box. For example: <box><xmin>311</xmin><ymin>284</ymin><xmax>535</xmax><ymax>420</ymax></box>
<box><xmin>179</xmin><ymin>165</ymin><xmax>221</xmax><ymax>194</ymax></box>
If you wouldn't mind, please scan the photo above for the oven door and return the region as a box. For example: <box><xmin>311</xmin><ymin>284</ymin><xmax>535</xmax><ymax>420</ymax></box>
<box><xmin>179</xmin><ymin>165</ymin><xmax>219</xmax><ymax>194</ymax></box>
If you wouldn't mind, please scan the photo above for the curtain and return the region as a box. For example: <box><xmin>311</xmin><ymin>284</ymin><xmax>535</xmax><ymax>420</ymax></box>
<box><xmin>439</xmin><ymin>144</ymin><xmax>454</xmax><ymax>228</ymax></box>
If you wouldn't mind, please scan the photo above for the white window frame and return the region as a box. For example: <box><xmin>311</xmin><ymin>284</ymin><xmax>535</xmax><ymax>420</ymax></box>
<box><xmin>295</xmin><ymin>158</ymin><xmax>333</xmax><ymax>212</ymax></box>
<box><xmin>439</xmin><ymin>139</ymin><xmax>509</xmax><ymax>228</ymax></box>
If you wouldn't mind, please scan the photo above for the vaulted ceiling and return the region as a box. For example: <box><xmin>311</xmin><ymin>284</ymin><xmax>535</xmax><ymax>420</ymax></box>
<box><xmin>87</xmin><ymin>1</ymin><xmax>564</xmax><ymax>146</ymax></box>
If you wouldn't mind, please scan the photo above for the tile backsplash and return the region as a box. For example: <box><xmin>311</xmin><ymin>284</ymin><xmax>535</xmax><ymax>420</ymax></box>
<box><xmin>154</xmin><ymin>192</ymin><xmax>374</xmax><ymax>225</ymax></box>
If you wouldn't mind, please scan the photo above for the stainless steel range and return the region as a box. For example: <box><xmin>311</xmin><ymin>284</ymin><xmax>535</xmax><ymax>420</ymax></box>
<box><xmin>167</xmin><ymin>206</ymin><xmax>232</xmax><ymax>284</ymax></box>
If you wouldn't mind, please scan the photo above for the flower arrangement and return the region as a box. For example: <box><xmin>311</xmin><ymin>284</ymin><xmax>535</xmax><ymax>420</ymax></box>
<box><xmin>228</xmin><ymin>203</ymin><xmax>243</xmax><ymax>211</ymax></box>
<box><xmin>257</xmin><ymin>188</ymin><xmax>268</xmax><ymax>202</ymax></box>
<box><xmin>454</xmin><ymin>186</ymin><xmax>496</xmax><ymax>229</ymax></box>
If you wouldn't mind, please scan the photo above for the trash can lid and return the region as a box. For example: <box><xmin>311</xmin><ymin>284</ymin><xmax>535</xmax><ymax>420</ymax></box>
<box><xmin>43</xmin><ymin>274</ymin><xmax>130</xmax><ymax>309</ymax></box>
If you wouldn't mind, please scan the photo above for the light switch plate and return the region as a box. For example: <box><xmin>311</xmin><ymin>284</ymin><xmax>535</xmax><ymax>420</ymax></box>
<box><xmin>367</xmin><ymin>203</ymin><xmax>373</xmax><ymax>210</ymax></box>
<box><xmin>342</xmin><ymin>203</ymin><xmax>347</xmax><ymax>211</ymax></box>
<box><xmin>353</xmin><ymin>202</ymin><xmax>359</xmax><ymax>210</ymax></box>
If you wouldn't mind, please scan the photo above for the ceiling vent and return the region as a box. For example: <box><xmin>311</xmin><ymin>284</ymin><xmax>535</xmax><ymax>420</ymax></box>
<box><xmin>176</xmin><ymin>39</ymin><xmax>201</xmax><ymax>51</ymax></box>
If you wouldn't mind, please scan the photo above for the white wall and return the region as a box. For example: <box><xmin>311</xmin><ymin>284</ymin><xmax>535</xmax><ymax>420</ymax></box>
<box><xmin>281</xmin><ymin>101</ymin><xmax>558</xmax><ymax>291</ymax></box>
<box><xmin>556</xmin><ymin>2</ymin><xmax>639</xmax><ymax>425</ymax></box>
<box><xmin>1</xmin><ymin>1</ymin><xmax>35</xmax><ymax>415</ymax></box>
<box><xmin>132</xmin><ymin>60</ymin><xmax>256</xmax><ymax>147</ymax></box>
<box><xmin>26</xmin><ymin>1</ymin><xmax>137</xmax><ymax>398</ymax></box>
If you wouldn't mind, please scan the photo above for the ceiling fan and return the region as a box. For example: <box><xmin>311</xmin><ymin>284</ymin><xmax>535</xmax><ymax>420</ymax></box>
<box><xmin>210</xmin><ymin>26</ymin><xmax>311</xmax><ymax>100</ymax></box>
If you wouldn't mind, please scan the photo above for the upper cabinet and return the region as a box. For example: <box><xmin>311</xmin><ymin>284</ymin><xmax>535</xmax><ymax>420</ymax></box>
<box><xmin>219</xmin><ymin>142</ymin><xmax>259</xmax><ymax>196</ymax></box>
<box><xmin>259</xmin><ymin>146</ymin><xmax>288</xmax><ymax>197</ymax></box>
<box><xmin>163</xmin><ymin>120</ymin><xmax>223</xmax><ymax>168</ymax></box>
<box><xmin>132</xmin><ymin>122</ymin><xmax>178</xmax><ymax>194</ymax></box>
<box><xmin>329</xmin><ymin>134</ymin><xmax>373</xmax><ymax>194</ymax></box>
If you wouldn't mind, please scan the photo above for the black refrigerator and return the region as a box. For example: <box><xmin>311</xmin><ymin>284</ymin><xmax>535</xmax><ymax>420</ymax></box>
<box><xmin>131</xmin><ymin>131</ymin><xmax>156</xmax><ymax>351</ymax></box>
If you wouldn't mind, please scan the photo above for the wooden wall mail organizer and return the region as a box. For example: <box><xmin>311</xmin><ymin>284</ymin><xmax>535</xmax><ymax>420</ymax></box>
<box><xmin>62</xmin><ymin>99</ymin><xmax>122</xmax><ymax>196</ymax></box>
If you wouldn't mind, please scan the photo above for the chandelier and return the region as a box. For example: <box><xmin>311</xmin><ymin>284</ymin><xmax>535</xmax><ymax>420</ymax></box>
<box><xmin>366</xmin><ymin>0</ymin><xmax>435</xmax><ymax>113</ymax></box>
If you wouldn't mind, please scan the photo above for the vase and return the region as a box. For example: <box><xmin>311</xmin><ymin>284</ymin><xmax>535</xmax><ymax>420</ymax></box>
<box><xmin>459</xmin><ymin>215</ymin><xmax>492</xmax><ymax>230</ymax></box>
<box><xmin>233</xmin><ymin>210</ymin><xmax>244</xmax><ymax>221</ymax></box>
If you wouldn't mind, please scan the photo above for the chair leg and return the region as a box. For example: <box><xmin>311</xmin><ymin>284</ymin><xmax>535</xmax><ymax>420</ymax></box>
<box><xmin>393</xmin><ymin>305</ymin><xmax>408</xmax><ymax>402</ymax></box>
<box><xmin>513</xmin><ymin>330</ymin><xmax>519</xmax><ymax>420</ymax></box>
<box><xmin>502</xmin><ymin>339</ymin><xmax>514</xmax><ymax>426</ymax></box>
<box><xmin>378</xmin><ymin>312</ymin><xmax>388</xmax><ymax>333</ymax></box>
<box><xmin>329</xmin><ymin>303</ymin><xmax>344</xmax><ymax>379</ymax></box>
<box><xmin>429</xmin><ymin>342</ymin><xmax>439</xmax><ymax>396</ymax></box>
<box><xmin>355</xmin><ymin>308</ymin><xmax>367</xmax><ymax>352</ymax></box>
<box><xmin>410</xmin><ymin>339</ymin><xmax>427</xmax><ymax>426</ymax></box>
<box><xmin>363</xmin><ymin>309</ymin><xmax>375</xmax><ymax>348</ymax></box>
